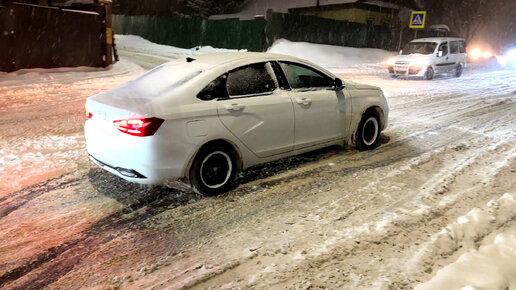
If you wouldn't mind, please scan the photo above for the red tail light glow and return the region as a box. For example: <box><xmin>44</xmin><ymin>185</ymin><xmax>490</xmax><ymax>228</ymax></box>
<box><xmin>113</xmin><ymin>117</ymin><xmax>164</xmax><ymax>137</ymax></box>
<box><xmin>86</xmin><ymin>111</ymin><xmax>93</xmax><ymax>119</ymax></box>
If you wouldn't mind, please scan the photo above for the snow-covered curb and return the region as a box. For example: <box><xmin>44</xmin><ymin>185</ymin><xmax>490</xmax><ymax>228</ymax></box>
<box><xmin>415</xmin><ymin>193</ymin><xmax>516</xmax><ymax>289</ymax></box>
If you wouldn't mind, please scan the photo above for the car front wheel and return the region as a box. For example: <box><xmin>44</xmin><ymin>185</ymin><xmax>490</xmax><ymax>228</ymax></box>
<box><xmin>190</xmin><ymin>144</ymin><xmax>237</xmax><ymax>196</ymax></box>
<box><xmin>424</xmin><ymin>66</ymin><xmax>434</xmax><ymax>80</ymax></box>
<box><xmin>356</xmin><ymin>112</ymin><xmax>381</xmax><ymax>151</ymax></box>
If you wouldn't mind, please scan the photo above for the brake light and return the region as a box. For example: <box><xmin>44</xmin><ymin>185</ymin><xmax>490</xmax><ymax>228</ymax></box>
<box><xmin>85</xmin><ymin>103</ymin><xmax>93</xmax><ymax>119</ymax></box>
<box><xmin>113</xmin><ymin>117</ymin><xmax>164</xmax><ymax>137</ymax></box>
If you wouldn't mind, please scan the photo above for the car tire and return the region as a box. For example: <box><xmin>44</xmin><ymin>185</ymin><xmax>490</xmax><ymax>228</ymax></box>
<box><xmin>424</xmin><ymin>66</ymin><xmax>434</xmax><ymax>80</ymax></box>
<box><xmin>356</xmin><ymin>111</ymin><xmax>381</xmax><ymax>151</ymax></box>
<box><xmin>190</xmin><ymin>144</ymin><xmax>237</xmax><ymax>196</ymax></box>
<box><xmin>455</xmin><ymin>63</ymin><xmax>463</xmax><ymax>77</ymax></box>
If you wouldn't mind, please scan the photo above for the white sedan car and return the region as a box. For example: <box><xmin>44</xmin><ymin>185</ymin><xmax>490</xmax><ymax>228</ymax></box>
<box><xmin>85</xmin><ymin>52</ymin><xmax>389</xmax><ymax>195</ymax></box>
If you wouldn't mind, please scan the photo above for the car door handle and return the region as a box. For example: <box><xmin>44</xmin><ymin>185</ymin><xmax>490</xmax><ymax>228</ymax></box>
<box><xmin>295</xmin><ymin>98</ymin><xmax>312</xmax><ymax>105</ymax></box>
<box><xmin>224</xmin><ymin>103</ymin><xmax>244</xmax><ymax>111</ymax></box>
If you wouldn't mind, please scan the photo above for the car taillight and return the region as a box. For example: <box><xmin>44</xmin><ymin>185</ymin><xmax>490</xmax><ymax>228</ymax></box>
<box><xmin>113</xmin><ymin>117</ymin><xmax>164</xmax><ymax>137</ymax></box>
<box><xmin>85</xmin><ymin>103</ymin><xmax>92</xmax><ymax>119</ymax></box>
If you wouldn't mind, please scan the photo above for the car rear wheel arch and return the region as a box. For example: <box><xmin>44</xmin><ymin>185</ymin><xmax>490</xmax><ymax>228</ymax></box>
<box><xmin>186</xmin><ymin>139</ymin><xmax>242</xmax><ymax>186</ymax></box>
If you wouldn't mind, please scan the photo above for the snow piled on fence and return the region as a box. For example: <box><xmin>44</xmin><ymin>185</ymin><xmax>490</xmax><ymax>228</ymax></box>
<box><xmin>267</xmin><ymin>39</ymin><xmax>395</xmax><ymax>67</ymax></box>
<box><xmin>116</xmin><ymin>34</ymin><xmax>246</xmax><ymax>59</ymax></box>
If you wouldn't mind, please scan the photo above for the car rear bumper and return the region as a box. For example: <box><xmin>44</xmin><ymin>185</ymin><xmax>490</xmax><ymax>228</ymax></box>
<box><xmin>85</xmin><ymin>119</ymin><xmax>188</xmax><ymax>185</ymax></box>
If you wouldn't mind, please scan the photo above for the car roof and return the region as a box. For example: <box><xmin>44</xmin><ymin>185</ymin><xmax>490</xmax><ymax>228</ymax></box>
<box><xmin>160</xmin><ymin>52</ymin><xmax>334</xmax><ymax>78</ymax></box>
<box><xmin>168</xmin><ymin>52</ymin><xmax>312</xmax><ymax>68</ymax></box>
<box><xmin>410</xmin><ymin>37</ymin><xmax>465</xmax><ymax>43</ymax></box>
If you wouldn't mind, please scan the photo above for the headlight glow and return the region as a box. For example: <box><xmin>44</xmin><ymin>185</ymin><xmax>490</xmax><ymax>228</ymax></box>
<box><xmin>483</xmin><ymin>51</ymin><xmax>492</xmax><ymax>58</ymax></box>
<box><xmin>387</xmin><ymin>58</ymin><xmax>395</xmax><ymax>66</ymax></box>
<box><xmin>507</xmin><ymin>48</ymin><xmax>516</xmax><ymax>61</ymax></box>
<box><xmin>471</xmin><ymin>49</ymin><xmax>482</xmax><ymax>59</ymax></box>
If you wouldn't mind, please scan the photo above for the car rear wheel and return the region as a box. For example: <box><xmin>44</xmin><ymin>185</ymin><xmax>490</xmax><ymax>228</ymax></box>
<box><xmin>424</xmin><ymin>67</ymin><xmax>434</xmax><ymax>80</ymax></box>
<box><xmin>455</xmin><ymin>63</ymin><xmax>463</xmax><ymax>77</ymax></box>
<box><xmin>190</xmin><ymin>144</ymin><xmax>237</xmax><ymax>196</ymax></box>
<box><xmin>356</xmin><ymin>112</ymin><xmax>381</xmax><ymax>151</ymax></box>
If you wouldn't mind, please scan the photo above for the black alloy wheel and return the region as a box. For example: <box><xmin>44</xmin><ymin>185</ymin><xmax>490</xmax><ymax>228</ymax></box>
<box><xmin>190</xmin><ymin>144</ymin><xmax>237</xmax><ymax>196</ymax></box>
<box><xmin>356</xmin><ymin>112</ymin><xmax>381</xmax><ymax>151</ymax></box>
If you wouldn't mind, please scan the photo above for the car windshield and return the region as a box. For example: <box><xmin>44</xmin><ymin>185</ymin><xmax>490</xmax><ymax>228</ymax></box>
<box><xmin>402</xmin><ymin>42</ymin><xmax>438</xmax><ymax>55</ymax></box>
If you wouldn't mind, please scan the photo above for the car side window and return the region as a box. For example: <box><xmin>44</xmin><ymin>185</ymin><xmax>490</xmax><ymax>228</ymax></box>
<box><xmin>197</xmin><ymin>74</ymin><xmax>228</xmax><ymax>101</ymax></box>
<box><xmin>438</xmin><ymin>42</ymin><xmax>448</xmax><ymax>56</ymax></box>
<box><xmin>459</xmin><ymin>41</ymin><xmax>466</xmax><ymax>53</ymax></box>
<box><xmin>450</xmin><ymin>41</ymin><xmax>459</xmax><ymax>54</ymax></box>
<box><xmin>226</xmin><ymin>62</ymin><xmax>277</xmax><ymax>97</ymax></box>
<box><xmin>279</xmin><ymin>62</ymin><xmax>333</xmax><ymax>89</ymax></box>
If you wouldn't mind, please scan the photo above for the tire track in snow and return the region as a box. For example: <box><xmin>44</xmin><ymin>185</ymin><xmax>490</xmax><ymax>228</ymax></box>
<box><xmin>224</xmin><ymin>141</ymin><xmax>516</xmax><ymax>290</ymax></box>
<box><xmin>0</xmin><ymin>174</ymin><xmax>81</xmax><ymax>219</ymax></box>
<box><xmin>0</xmin><ymin>173</ymin><xmax>202</xmax><ymax>289</ymax></box>
<box><xmin>175</xmin><ymin>71</ymin><xmax>516</xmax><ymax>289</ymax></box>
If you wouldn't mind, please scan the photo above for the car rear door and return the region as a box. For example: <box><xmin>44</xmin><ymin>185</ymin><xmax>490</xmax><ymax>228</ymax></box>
<box><xmin>278</xmin><ymin>61</ymin><xmax>347</xmax><ymax>150</ymax></box>
<box><xmin>216</xmin><ymin>62</ymin><xmax>295</xmax><ymax>158</ymax></box>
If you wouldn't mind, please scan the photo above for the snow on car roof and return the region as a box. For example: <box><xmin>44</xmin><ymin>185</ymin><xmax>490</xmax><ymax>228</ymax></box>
<box><xmin>410</xmin><ymin>37</ymin><xmax>465</xmax><ymax>43</ymax></box>
<box><xmin>180</xmin><ymin>52</ymin><xmax>302</xmax><ymax>67</ymax></box>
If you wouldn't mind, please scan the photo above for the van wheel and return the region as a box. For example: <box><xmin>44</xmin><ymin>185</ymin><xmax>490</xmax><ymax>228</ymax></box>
<box><xmin>455</xmin><ymin>63</ymin><xmax>463</xmax><ymax>77</ymax></box>
<box><xmin>190</xmin><ymin>144</ymin><xmax>237</xmax><ymax>196</ymax></box>
<box><xmin>356</xmin><ymin>111</ymin><xmax>381</xmax><ymax>151</ymax></box>
<box><xmin>424</xmin><ymin>67</ymin><xmax>434</xmax><ymax>80</ymax></box>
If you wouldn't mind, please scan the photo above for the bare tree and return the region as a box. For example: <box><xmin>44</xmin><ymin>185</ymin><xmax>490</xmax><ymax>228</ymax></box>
<box><xmin>173</xmin><ymin>0</ymin><xmax>251</xmax><ymax>17</ymax></box>
<box><xmin>113</xmin><ymin>0</ymin><xmax>250</xmax><ymax>17</ymax></box>
<box><xmin>424</xmin><ymin>0</ymin><xmax>509</xmax><ymax>43</ymax></box>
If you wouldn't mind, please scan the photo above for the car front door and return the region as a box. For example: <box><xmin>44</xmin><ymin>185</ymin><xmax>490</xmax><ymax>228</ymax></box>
<box><xmin>278</xmin><ymin>61</ymin><xmax>348</xmax><ymax>150</ymax></box>
<box><xmin>216</xmin><ymin>62</ymin><xmax>294</xmax><ymax>158</ymax></box>
<box><xmin>435</xmin><ymin>42</ymin><xmax>454</xmax><ymax>72</ymax></box>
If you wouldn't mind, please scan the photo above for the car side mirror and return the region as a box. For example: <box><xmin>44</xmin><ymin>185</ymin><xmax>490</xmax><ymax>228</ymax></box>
<box><xmin>334</xmin><ymin>78</ymin><xmax>345</xmax><ymax>91</ymax></box>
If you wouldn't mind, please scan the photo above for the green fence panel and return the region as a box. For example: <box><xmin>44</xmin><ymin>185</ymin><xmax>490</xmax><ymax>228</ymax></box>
<box><xmin>112</xmin><ymin>13</ymin><xmax>397</xmax><ymax>52</ymax></box>
<box><xmin>113</xmin><ymin>14</ymin><xmax>266</xmax><ymax>51</ymax></box>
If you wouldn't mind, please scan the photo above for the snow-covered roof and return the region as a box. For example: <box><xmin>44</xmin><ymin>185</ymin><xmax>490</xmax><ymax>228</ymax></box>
<box><xmin>210</xmin><ymin>0</ymin><xmax>359</xmax><ymax>20</ymax></box>
<box><xmin>61</xmin><ymin>0</ymin><xmax>111</xmax><ymax>6</ymax></box>
<box><xmin>362</xmin><ymin>0</ymin><xmax>400</xmax><ymax>10</ymax></box>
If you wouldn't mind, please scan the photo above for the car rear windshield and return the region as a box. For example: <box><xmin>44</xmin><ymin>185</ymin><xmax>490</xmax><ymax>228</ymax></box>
<box><xmin>124</xmin><ymin>61</ymin><xmax>209</xmax><ymax>98</ymax></box>
<box><xmin>402</xmin><ymin>42</ymin><xmax>438</xmax><ymax>55</ymax></box>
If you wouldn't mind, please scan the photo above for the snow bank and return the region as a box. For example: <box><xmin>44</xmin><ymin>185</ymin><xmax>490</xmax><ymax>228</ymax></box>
<box><xmin>415</xmin><ymin>193</ymin><xmax>516</xmax><ymax>290</ymax></box>
<box><xmin>116</xmin><ymin>35</ymin><xmax>246</xmax><ymax>60</ymax></box>
<box><xmin>267</xmin><ymin>39</ymin><xmax>395</xmax><ymax>67</ymax></box>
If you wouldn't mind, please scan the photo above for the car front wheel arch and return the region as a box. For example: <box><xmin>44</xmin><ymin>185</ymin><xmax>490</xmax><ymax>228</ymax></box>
<box><xmin>355</xmin><ymin>107</ymin><xmax>382</xmax><ymax>151</ymax></box>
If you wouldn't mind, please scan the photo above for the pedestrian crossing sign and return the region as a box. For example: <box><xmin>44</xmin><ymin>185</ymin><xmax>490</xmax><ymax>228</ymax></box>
<box><xmin>409</xmin><ymin>11</ymin><xmax>426</xmax><ymax>28</ymax></box>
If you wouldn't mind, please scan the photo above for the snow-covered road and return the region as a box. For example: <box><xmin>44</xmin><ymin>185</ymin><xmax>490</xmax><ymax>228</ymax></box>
<box><xmin>0</xmin><ymin>37</ymin><xmax>515</xmax><ymax>289</ymax></box>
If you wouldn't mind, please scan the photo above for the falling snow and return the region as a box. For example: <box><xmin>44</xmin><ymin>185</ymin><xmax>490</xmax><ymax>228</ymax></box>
<box><xmin>0</xmin><ymin>36</ymin><xmax>515</xmax><ymax>289</ymax></box>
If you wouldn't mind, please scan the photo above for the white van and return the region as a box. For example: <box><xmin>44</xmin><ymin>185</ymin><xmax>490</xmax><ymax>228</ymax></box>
<box><xmin>387</xmin><ymin>37</ymin><xmax>467</xmax><ymax>80</ymax></box>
